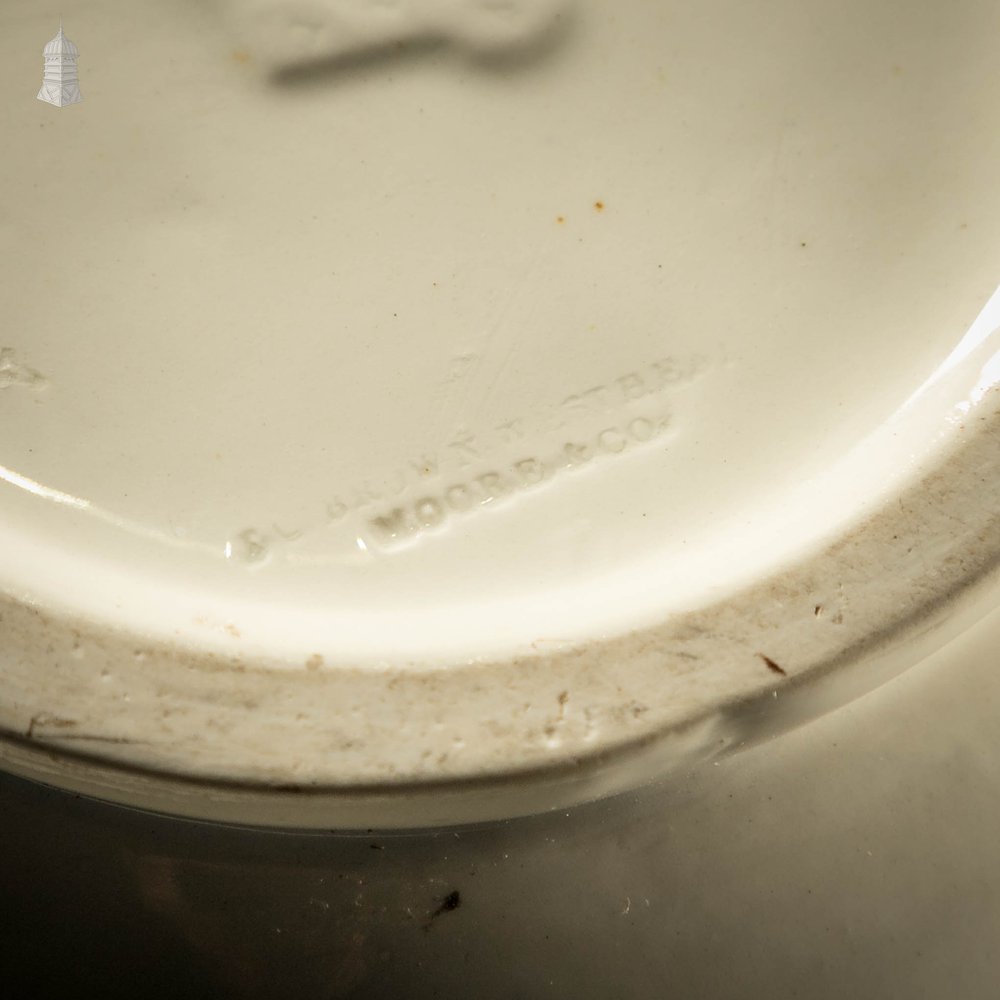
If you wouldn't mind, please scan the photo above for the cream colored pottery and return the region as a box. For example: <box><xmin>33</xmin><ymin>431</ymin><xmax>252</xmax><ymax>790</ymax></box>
<box><xmin>2</xmin><ymin>0</ymin><xmax>1000</xmax><ymax>827</ymax></box>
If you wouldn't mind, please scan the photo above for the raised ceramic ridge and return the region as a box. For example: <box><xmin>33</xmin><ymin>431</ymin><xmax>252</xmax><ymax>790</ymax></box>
<box><xmin>1</xmin><ymin>391</ymin><xmax>997</xmax><ymax>826</ymax></box>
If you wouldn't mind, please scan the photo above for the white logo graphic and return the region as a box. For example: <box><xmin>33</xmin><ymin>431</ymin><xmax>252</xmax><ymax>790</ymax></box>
<box><xmin>37</xmin><ymin>22</ymin><xmax>83</xmax><ymax>107</ymax></box>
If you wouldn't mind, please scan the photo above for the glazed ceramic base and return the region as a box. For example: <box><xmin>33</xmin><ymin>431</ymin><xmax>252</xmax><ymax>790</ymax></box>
<box><xmin>2</xmin><ymin>0</ymin><xmax>1000</xmax><ymax>826</ymax></box>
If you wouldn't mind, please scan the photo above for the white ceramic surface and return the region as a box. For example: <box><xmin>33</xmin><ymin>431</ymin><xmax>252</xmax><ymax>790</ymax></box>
<box><xmin>2</xmin><ymin>0</ymin><xmax>999</xmax><ymax>826</ymax></box>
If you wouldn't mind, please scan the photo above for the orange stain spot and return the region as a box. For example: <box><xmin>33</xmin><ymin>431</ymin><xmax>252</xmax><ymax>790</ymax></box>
<box><xmin>594</xmin><ymin>201</ymin><xmax>605</xmax><ymax>212</ymax></box>
<box><xmin>232</xmin><ymin>50</ymin><xmax>252</xmax><ymax>64</ymax></box>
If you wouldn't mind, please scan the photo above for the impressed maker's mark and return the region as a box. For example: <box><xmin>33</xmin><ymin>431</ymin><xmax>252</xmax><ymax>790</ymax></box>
<box><xmin>223</xmin><ymin>354</ymin><xmax>708</xmax><ymax>563</ymax></box>
<box><xmin>327</xmin><ymin>356</ymin><xmax>703</xmax><ymax>526</ymax></box>
<box><xmin>367</xmin><ymin>412</ymin><xmax>669</xmax><ymax>545</ymax></box>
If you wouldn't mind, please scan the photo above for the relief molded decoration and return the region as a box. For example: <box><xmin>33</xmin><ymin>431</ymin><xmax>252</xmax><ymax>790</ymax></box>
<box><xmin>224</xmin><ymin>0</ymin><xmax>573</xmax><ymax>67</ymax></box>
<box><xmin>0</xmin><ymin>349</ymin><xmax>46</xmax><ymax>391</ymax></box>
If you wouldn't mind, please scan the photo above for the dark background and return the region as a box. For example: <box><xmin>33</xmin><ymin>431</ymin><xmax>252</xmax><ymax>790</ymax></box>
<box><xmin>2</xmin><ymin>606</ymin><xmax>999</xmax><ymax>1000</ymax></box>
